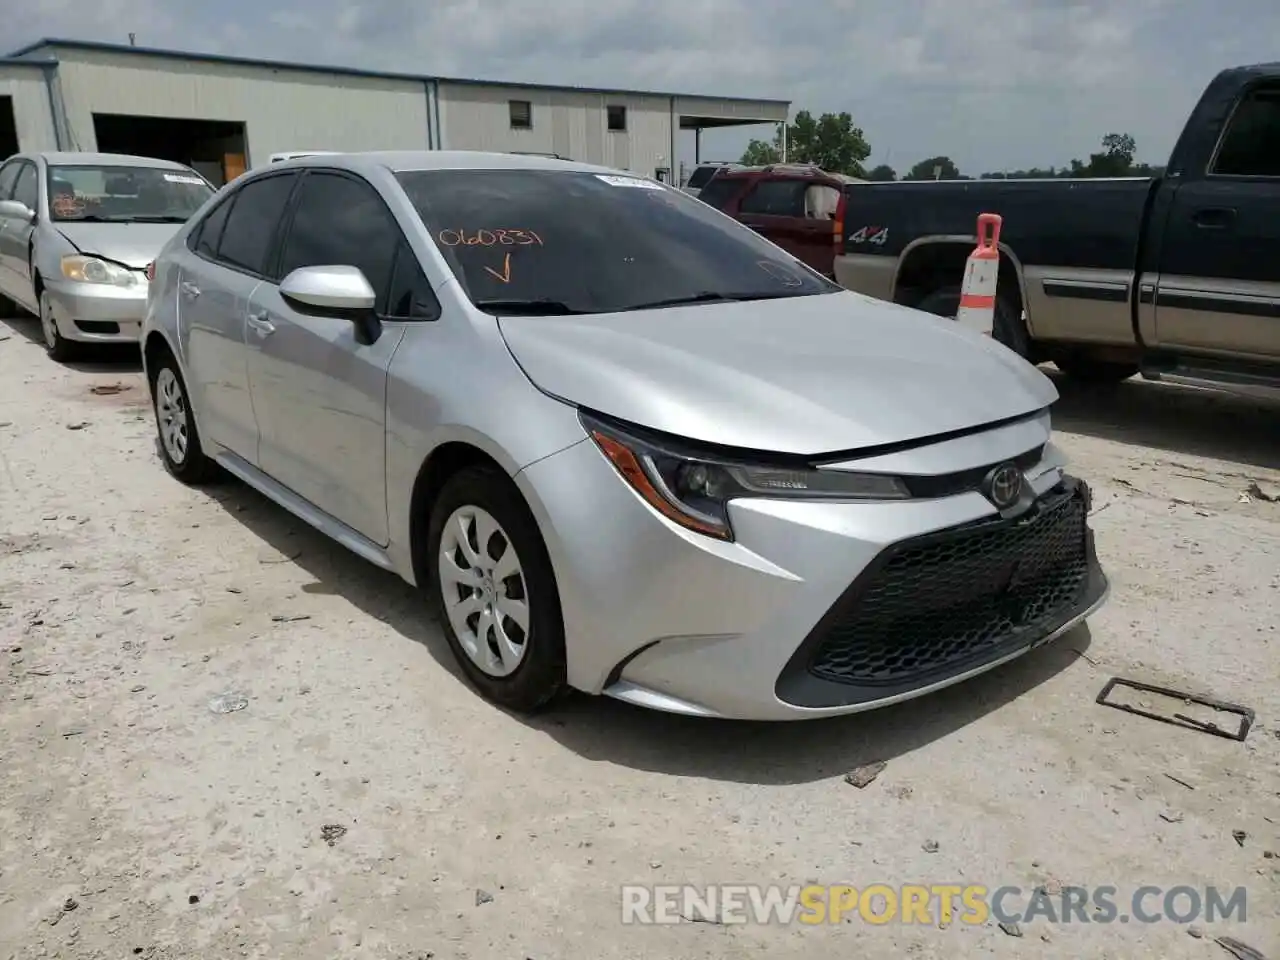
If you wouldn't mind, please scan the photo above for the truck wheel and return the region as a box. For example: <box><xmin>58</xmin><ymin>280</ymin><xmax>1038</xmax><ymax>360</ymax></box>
<box><xmin>1053</xmin><ymin>353</ymin><xmax>1139</xmax><ymax>384</ymax></box>
<box><xmin>913</xmin><ymin>285</ymin><xmax>1031</xmax><ymax>359</ymax></box>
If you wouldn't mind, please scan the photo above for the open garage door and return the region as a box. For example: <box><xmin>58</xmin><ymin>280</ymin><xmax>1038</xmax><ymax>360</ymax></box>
<box><xmin>0</xmin><ymin>97</ymin><xmax>18</xmax><ymax>159</ymax></box>
<box><xmin>92</xmin><ymin>114</ymin><xmax>247</xmax><ymax>187</ymax></box>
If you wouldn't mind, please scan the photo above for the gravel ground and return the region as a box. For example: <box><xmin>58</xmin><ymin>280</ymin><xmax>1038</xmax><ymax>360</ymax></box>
<box><xmin>1</xmin><ymin>314</ymin><xmax>1278</xmax><ymax>960</ymax></box>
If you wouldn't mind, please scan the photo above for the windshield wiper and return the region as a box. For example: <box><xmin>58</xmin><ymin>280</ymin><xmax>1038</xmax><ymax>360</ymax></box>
<box><xmin>618</xmin><ymin>290</ymin><xmax>801</xmax><ymax>311</ymax></box>
<box><xmin>473</xmin><ymin>298</ymin><xmax>589</xmax><ymax>316</ymax></box>
<box><xmin>56</xmin><ymin>214</ymin><xmax>118</xmax><ymax>223</ymax></box>
<box><xmin>117</xmin><ymin>215</ymin><xmax>190</xmax><ymax>223</ymax></box>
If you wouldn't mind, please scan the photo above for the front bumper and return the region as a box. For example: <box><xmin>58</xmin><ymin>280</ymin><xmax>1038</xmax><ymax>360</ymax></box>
<box><xmin>45</xmin><ymin>279</ymin><xmax>148</xmax><ymax>343</ymax></box>
<box><xmin>517</xmin><ymin>423</ymin><xmax>1108</xmax><ymax>721</ymax></box>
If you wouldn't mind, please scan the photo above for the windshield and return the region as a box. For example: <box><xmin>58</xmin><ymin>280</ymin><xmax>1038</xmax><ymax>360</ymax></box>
<box><xmin>394</xmin><ymin>169</ymin><xmax>838</xmax><ymax>316</ymax></box>
<box><xmin>46</xmin><ymin>164</ymin><xmax>213</xmax><ymax>223</ymax></box>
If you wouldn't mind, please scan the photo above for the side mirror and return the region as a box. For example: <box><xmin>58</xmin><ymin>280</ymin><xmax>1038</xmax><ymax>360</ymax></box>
<box><xmin>279</xmin><ymin>265</ymin><xmax>381</xmax><ymax>344</ymax></box>
<box><xmin>0</xmin><ymin>199</ymin><xmax>35</xmax><ymax>223</ymax></box>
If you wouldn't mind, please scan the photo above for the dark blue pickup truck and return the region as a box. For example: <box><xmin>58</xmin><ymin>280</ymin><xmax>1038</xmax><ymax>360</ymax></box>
<box><xmin>834</xmin><ymin>62</ymin><xmax>1280</xmax><ymax>399</ymax></box>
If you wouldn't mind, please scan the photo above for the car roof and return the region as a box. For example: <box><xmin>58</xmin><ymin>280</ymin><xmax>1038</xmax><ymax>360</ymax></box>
<box><xmin>269</xmin><ymin>149</ymin><xmax>630</xmax><ymax>179</ymax></box>
<box><xmin>31</xmin><ymin>152</ymin><xmax>198</xmax><ymax>170</ymax></box>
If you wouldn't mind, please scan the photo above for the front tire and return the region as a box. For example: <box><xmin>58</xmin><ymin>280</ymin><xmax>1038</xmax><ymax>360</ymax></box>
<box><xmin>40</xmin><ymin>289</ymin><xmax>80</xmax><ymax>362</ymax></box>
<box><xmin>149</xmin><ymin>349</ymin><xmax>217</xmax><ymax>484</ymax></box>
<box><xmin>914</xmin><ymin>284</ymin><xmax>1031</xmax><ymax>359</ymax></box>
<box><xmin>427</xmin><ymin>465</ymin><xmax>566</xmax><ymax>712</ymax></box>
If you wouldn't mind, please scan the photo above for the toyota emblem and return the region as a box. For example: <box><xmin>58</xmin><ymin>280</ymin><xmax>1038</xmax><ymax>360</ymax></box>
<box><xmin>984</xmin><ymin>462</ymin><xmax>1024</xmax><ymax>510</ymax></box>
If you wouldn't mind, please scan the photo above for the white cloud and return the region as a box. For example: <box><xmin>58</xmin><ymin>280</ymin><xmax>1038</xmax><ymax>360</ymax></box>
<box><xmin>9</xmin><ymin>0</ymin><xmax>1279</xmax><ymax>175</ymax></box>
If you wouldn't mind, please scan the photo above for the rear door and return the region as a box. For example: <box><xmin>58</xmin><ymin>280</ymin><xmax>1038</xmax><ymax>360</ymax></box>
<box><xmin>182</xmin><ymin>170</ymin><xmax>300</xmax><ymax>461</ymax></box>
<box><xmin>734</xmin><ymin>177</ymin><xmax>810</xmax><ymax>261</ymax></box>
<box><xmin>245</xmin><ymin>169</ymin><xmax>415</xmax><ymax>544</ymax></box>
<box><xmin>1153</xmin><ymin>80</ymin><xmax>1280</xmax><ymax>360</ymax></box>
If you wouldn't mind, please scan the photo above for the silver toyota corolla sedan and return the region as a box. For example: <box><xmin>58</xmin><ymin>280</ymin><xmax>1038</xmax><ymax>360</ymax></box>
<box><xmin>140</xmin><ymin>150</ymin><xmax>1109</xmax><ymax>721</ymax></box>
<box><xmin>0</xmin><ymin>151</ymin><xmax>213</xmax><ymax>360</ymax></box>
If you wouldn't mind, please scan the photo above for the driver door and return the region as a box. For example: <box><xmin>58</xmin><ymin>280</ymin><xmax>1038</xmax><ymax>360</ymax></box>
<box><xmin>245</xmin><ymin>169</ymin><xmax>411</xmax><ymax>545</ymax></box>
<box><xmin>0</xmin><ymin>161</ymin><xmax>40</xmax><ymax>310</ymax></box>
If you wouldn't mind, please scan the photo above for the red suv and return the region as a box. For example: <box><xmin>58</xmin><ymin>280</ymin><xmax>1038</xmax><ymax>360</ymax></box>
<box><xmin>693</xmin><ymin>163</ymin><xmax>861</xmax><ymax>278</ymax></box>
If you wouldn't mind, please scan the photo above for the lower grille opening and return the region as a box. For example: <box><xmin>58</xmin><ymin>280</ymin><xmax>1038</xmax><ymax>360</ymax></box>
<box><xmin>75</xmin><ymin>320</ymin><xmax>120</xmax><ymax>335</ymax></box>
<box><xmin>808</xmin><ymin>484</ymin><xmax>1089</xmax><ymax>687</ymax></box>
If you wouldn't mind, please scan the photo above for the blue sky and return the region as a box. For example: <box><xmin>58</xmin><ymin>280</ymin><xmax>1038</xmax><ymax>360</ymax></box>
<box><xmin>11</xmin><ymin>0</ymin><xmax>1279</xmax><ymax>176</ymax></box>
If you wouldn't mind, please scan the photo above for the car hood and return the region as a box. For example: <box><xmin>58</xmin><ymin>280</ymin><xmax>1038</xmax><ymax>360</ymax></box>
<box><xmin>55</xmin><ymin>222</ymin><xmax>184</xmax><ymax>269</ymax></box>
<box><xmin>497</xmin><ymin>290</ymin><xmax>1058</xmax><ymax>456</ymax></box>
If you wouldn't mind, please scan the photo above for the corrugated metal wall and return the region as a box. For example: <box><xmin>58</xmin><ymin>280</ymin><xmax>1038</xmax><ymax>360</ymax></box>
<box><xmin>437</xmin><ymin>82</ymin><xmax>675</xmax><ymax>177</ymax></box>
<box><xmin>0</xmin><ymin>65</ymin><xmax>59</xmax><ymax>152</ymax></box>
<box><xmin>48</xmin><ymin>48</ymin><xmax>431</xmax><ymax>165</ymax></box>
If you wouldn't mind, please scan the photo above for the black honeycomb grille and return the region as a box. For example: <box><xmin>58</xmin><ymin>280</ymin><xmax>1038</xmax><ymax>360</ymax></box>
<box><xmin>809</xmin><ymin>487</ymin><xmax>1089</xmax><ymax>687</ymax></box>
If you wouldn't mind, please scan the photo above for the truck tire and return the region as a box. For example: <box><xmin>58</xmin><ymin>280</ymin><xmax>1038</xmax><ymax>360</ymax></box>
<box><xmin>913</xmin><ymin>285</ymin><xmax>1031</xmax><ymax>359</ymax></box>
<box><xmin>1053</xmin><ymin>353</ymin><xmax>1139</xmax><ymax>384</ymax></box>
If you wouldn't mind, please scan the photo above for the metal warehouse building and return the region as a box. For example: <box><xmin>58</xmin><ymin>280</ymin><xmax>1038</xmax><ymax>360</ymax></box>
<box><xmin>0</xmin><ymin>38</ymin><xmax>788</xmax><ymax>187</ymax></box>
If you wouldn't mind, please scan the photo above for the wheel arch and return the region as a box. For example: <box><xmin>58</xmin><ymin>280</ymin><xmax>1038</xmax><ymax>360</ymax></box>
<box><xmin>407</xmin><ymin>439</ymin><xmax>513</xmax><ymax>589</ymax></box>
<box><xmin>892</xmin><ymin>235</ymin><xmax>1032</xmax><ymax>331</ymax></box>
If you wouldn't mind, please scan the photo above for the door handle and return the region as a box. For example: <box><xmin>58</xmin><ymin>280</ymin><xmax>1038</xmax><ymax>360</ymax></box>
<box><xmin>179</xmin><ymin>280</ymin><xmax>200</xmax><ymax>299</ymax></box>
<box><xmin>246</xmin><ymin>310</ymin><xmax>276</xmax><ymax>337</ymax></box>
<box><xmin>1191</xmin><ymin>207</ymin><xmax>1236</xmax><ymax>229</ymax></box>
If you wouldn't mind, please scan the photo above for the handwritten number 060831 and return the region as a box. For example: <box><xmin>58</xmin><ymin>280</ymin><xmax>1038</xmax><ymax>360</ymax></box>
<box><xmin>438</xmin><ymin>229</ymin><xmax>543</xmax><ymax>247</ymax></box>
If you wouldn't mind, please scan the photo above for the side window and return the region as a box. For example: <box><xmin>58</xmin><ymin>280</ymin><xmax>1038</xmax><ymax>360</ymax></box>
<box><xmin>804</xmin><ymin>184</ymin><xmax>841</xmax><ymax>220</ymax></box>
<box><xmin>1212</xmin><ymin>84</ymin><xmax>1280</xmax><ymax>177</ymax></box>
<box><xmin>738</xmin><ymin>178</ymin><xmax>807</xmax><ymax>217</ymax></box>
<box><xmin>694</xmin><ymin>176</ymin><xmax>745</xmax><ymax>211</ymax></box>
<box><xmin>385</xmin><ymin>243</ymin><xmax>440</xmax><ymax>320</ymax></box>
<box><xmin>0</xmin><ymin>161</ymin><xmax>21</xmax><ymax>200</ymax></box>
<box><xmin>191</xmin><ymin>195</ymin><xmax>235</xmax><ymax>258</ymax></box>
<box><xmin>12</xmin><ymin>163</ymin><xmax>38</xmax><ymax>210</ymax></box>
<box><xmin>276</xmin><ymin>172</ymin><xmax>399</xmax><ymax>314</ymax></box>
<box><xmin>216</xmin><ymin>173</ymin><xmax>298</xmax><ymax>275</ymax></box>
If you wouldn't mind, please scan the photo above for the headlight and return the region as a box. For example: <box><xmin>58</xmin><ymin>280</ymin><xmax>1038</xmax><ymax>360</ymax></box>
<box><xmin>61</xmin><ymin>255</ymin><xmax>138</xmax><ymax>287</ymax></box>
<box><xmin>581</xmin><ymin>412</ymin><xmax>909</xmax><ymax>541</ymax></box>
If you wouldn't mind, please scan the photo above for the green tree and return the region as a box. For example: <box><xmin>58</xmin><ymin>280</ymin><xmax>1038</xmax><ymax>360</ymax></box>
<box><xmin>866</xmin><ymin>164</ymin><xmax>897</xmax><ymax>181</ymax></box>
<box><xmin>739</xmin><ymin>138</ymin><xmax>781</xmax><ymax>166</ymax></box>
<box><xmin>738</xmin><ymin>110</ymin><xmax>872</xmax><ymax>176</ymax></box>
<box><xmin>904</xmin><ymin>156</ymin><xmax>961</xmax><ymax>180</ymax></box>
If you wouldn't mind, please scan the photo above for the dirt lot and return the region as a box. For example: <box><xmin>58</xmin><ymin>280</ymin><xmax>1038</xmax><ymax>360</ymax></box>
<box><xmin>1</xmin><ymin>314</ymin><xmax>1278</xmax><ymax>960</ymax></box>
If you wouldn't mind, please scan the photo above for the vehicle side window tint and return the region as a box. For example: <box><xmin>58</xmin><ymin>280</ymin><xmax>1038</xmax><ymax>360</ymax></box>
<box><xmin>0</xmin><ymin>161</ymin><xmax>21</xmax><ymax>200</ymax></box>
<box><xmin>737</xmin><ymin>178</ymin><xmax>807</xmax><ymax>217</ymax></box>
<box><xmin>12</xmin><ymin>163</ymin><xmax>37</xmax><ymax>210</ymax></box>
<box><xmin>276</xmin><ymin>172</ymin><xmax>399</xmax><ymax>314</ymax></box>
<box><xmin>694</xmin><ymin>176</ymin><xmax>745</xmax><ymax>210</ymax></box>
<box><xmin>385</xmin><ymin>243</ymin><xmax>440</xmax><ymax>320</ymax></box>
<box><xmin>192</xmin><ymin>195</ymin><xmax>235</xmax><ymax>258</ymax></box>
<box><xmin>216</xmin><ymin>173</ymin><xmax>298</xmax><ymax>275</ymax></box>
<box><xmin>1212</xmin><ymin>84</ymin><xmax>1280</xmax><ymax>177</ymax></box>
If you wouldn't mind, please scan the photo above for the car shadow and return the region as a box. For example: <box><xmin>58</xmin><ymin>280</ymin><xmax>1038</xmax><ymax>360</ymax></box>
<box><xmin>202</xmin><ymin>474</ymin><xmax>1090</xmax><ymax>786</ymax></box>
<box><xmin>0</xmin><ymin>311</ymin><xmax>143</xmax><ymax>373</ymax></box>
<box><xmin>1046</xmin><ymin>371</ymin><xmax>1279</xmax><ymax>471</ymax></box>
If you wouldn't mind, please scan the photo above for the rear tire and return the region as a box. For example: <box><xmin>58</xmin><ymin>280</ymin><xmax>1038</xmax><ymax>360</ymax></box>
<box><xmin>914</xmin><ymin>284</ymin><xmax>1031</xmax><ymax>359</ymax></box>
<box><xmin>427</xmin><ymin>465</ymin><xmax>566</xmax><ymax>712</ymax></box>
<box><xmin>1053</xmin><ymin>353</ymin><xmax>1139</xmax><ymax>383</ymax></box>
<box><xmin>148</xmin><ymin>347</ymin><xmax>218</xmax><ymax>485</ymax></box>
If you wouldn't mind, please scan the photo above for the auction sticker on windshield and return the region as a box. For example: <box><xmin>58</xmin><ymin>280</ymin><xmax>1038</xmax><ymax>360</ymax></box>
<box><xmin>163</xmin><ymin>173</ymin><xmax>205</xmax><ymax>185</ymax></box>
<box><xmin>595</xmin><ymin>174</ymin><xmax>665</xmax><ymax>190</ymax></box>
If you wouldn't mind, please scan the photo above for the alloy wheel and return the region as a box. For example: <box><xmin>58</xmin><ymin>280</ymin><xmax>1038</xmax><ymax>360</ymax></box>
<box><xmin>155</xmin><ymin>367</ymin><xmax>189</xmax><ymax>465</ymax></box>
<box><xmin>438</xmin><ymin>505</ymin><xmax>531</xmax><ymax>677</ymax></box>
